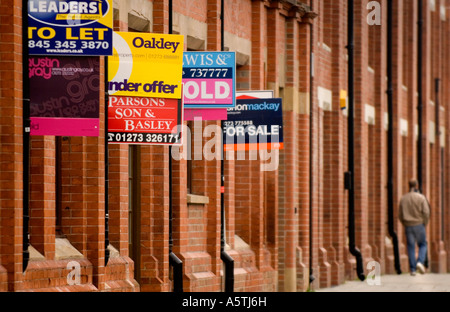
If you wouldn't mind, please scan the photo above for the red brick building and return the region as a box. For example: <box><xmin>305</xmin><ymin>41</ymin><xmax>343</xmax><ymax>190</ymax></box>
<box><xmin>1</xmin><ymin>0</ymin><xmax>450</xmax><ymax>292</ymax></box>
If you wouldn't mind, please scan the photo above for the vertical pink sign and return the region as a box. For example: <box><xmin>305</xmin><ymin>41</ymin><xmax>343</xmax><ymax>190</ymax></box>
<box><xmin>29</xmin><ymin>56</ymin><xmax>100</xmax><ymax>136</ymax></box>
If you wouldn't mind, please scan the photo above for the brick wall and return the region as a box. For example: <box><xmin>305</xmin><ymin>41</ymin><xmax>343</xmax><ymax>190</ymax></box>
<box><xmin>2</xmin><ymin>0</ymin><xmax>450</xmax><ymax>293</ymax></box>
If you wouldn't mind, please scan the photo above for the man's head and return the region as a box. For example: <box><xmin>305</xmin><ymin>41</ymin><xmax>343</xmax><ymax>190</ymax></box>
<box><xmin>409</xmin><ymin>179</ymin><xmax>419</xmax><ymax>191</ymax></box>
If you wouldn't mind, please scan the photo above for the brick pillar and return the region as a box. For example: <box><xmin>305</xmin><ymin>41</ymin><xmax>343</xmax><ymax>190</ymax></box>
<box><xmin>108</xmin><ymin>145</ymin><xmax>129</xmax><ymax>255</ymax></box>
<box><xmin>295</xmin><ymin>7</ymin><xmax>313</xmax><ymax>291</ymax></box>
<box><xmin>251</xmin><ymin>0</ymin><xmax>266</xmax><ymax>90</ymax></box>
<box><xmin>258</xmin><ymin>2</ymin><xmax>280</xmax><ymax>288</ymax></box>
<box><xmin>267</xmin><ymin>3</ymin><xmax>280</xmax><ymax>93</ymax></box>
<box><xmin>249</xmin><ymin>159</ymin><xmax>264</xmax><ymax>271</ymax></box>
<box><xmin>418</xmin><ymin>0</ymin><xmax>431</xmax><ymax>209</ymax></box>
<box><xmin>139</xmin><ymin>146</ymin><xmax>170</xmax><ymax>292</ymax></box>
<box><xmin>59</xmin><ymin>59</ymin><xmax>106</xmax><ymax>290</ymax></box>
<box><xmin>367</xmin><ymin>0</ymin><xmax>388</xmax><ymax>275</ymax></box>
<box><xmin>321</xmin><ymin>0</ymin><xmax>346</xmax><ymax>286</ymax></box>
<box><xmin>386</xmin><ymin>0</ymin><xmax>410</xmax><ymax>274</ymax></box>
<box><xmin>171</xmin><ymin>144</ymin><xmax>189</xmax><ymax>288</ymax></box>
<box><xmin>352</xmin><ymin>0</ymin><xmax>372</xmax><ymax>270</ymax></box>
<box><xmin>204</xmin><ymin>120</ymin><xmax>222</xmax><ymax>285</ymax></box>
<box><xmin>108</xmin><ymin>0</ymin><xmax>132</xmax><ymax>266</ymax></box>
<box><xmin>278</xmin><ymin>13</ymin><xmax>299</xmax><ymax>292</ymax></box>
<box><xmin>207</xmin><ymin>0</ymin><xmax>221</xmax><ymax>51</ymax></box>
<box><xmin>445</xmin><ymin>4</ymin><xmax>450</xmax><ymax>273</ymax></box>
<box><xmin>234</xmin><ymin>158</ymin><xmax>251</xmax><ymax>244</ymax></box>
<box><xmin>150</xmin><ymin>147</ymin><xmax>170</xmax><ymax>291</ymax></box>
<box><xmin>428</xmin><ymin>0</ymin><xmax>447</xmax><ymax>273</ymax></box>
<box><xmin>308</xmin><ymin>0</ymin><xmax>321</xmax><ymax>290</ymax></box>
<box><xmin>61</xmin><ymin>137</ymin><xmax>87</xmax><ymax>253</ymax></box>
<box><xmin>139</xmin><ymin>0</ymin><xmax>172</xmax><ymax>292</ymax></box>
<box><xmin>264</xmin><ymin>164</ymin><xmax>278</xmax><ymax>277</ymax></box>
<box><xmin>30</xmin><ymin>136</ymin><xmax>56</xmax><ymax>260</ymax></box>
<box><xmin>224</xmin><ymin>150</ymin><xmax>235</xmax><ymax>248</ymax></box>
<box><xmin>84</xmin><ymin>55</ymin><xmax>107</xmax><ymax>288</ymax></box>
<box><xmin>400</xmin><ymin>0</ymin><xmax>419</xmax><ymax>273</ymax></box>
<box><xmin>205</xmin><ymin>1</ymin><xmax>223</xmax><ymax>286</ymax></box>
<box><xmin>153</xmin><ymin>0</ymin><xmax>169</xmax><ymax>34</ymax></box>
<box><xmin>0</xmin><ymin>0</ymin><xmax>25</xmax><ymax>291</ymax></box>
<box><xmin>416</xmin><ymin>0</ymin><xmax>437</xmax><ymax>273</ymax></box>
<box><xmin>179</xmin><ymin>118</ymin><xmax>222</xmax><ymax>292</ymax></box>
<box><xmin>84</xmin><ymin>135</ymin><xmax>106</xmax><ymax>290</ymax></box>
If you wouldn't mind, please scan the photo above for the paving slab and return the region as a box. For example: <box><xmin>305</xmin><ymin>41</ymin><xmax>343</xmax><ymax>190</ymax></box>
<box><xmin>316</xmin><ymin>273</ymin><xmax>450</xmax><ymax>292</ymax></box>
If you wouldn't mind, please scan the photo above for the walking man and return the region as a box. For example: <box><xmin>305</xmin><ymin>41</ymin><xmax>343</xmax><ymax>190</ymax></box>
<box><xmin>399</xmin><ymin>179</ymin><xmax>430</xmax><ymax>276</ymax></box>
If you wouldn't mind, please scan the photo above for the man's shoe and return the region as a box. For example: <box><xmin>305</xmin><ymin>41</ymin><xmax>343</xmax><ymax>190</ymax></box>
<box><xmin>416</xmin><ymin>262</ymin><xmax>426</xmax><ymax>274</ymax></box>
<box><xmin>410</xmin><ymin>271</ymin><xmax>416</xmax><ymax>276</ymax></box>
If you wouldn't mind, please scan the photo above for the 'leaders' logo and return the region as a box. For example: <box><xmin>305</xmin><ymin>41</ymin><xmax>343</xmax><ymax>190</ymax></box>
<box><xmin>28</xmin><ymin>0</ymin><xmax>110</xmax><ymax>27</ymax></box>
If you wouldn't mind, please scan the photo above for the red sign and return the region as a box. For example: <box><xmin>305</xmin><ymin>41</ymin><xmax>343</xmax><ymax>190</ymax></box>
<box><xmin>108</xmin><ymin>96</ymin><xmax>183</xmax><ymax>145</ymax></box>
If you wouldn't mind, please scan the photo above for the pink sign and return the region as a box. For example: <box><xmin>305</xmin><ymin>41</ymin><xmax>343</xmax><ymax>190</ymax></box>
<box><xmin>183</xmin><ymin>79</ymin><xmax>233</xmax><ymax>105</ymax></box>
<box><xmin>29</xmin><ymin>56</ymin><xmax>100</xmax><ymax>136</ymax></box>
<box><xmin>184</xmin><ymin>108</ymin><xmax>228</xmax><ymax>121</ymax></box>
<box><xmin>30</xmin><ymin>118</ymin><xmax>99</xmax><ymax>136</ymax></box>
<box><xmin>182</xmin><ymin>51</ymin><xmax>236</xmax><ymax>108</ymax></box>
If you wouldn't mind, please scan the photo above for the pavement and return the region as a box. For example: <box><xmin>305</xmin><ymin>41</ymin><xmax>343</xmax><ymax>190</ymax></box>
<box><xmin>316</xmin><ymin>273</ymin><xmax>450</xmax><ymax>292</ymax></box>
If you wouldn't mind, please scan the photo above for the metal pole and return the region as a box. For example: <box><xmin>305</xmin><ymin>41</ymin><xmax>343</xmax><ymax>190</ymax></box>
<box><xmin>436</xmin><ymin>79</ymin><xmax>444</xmax><ymax>242</ymax></box>
<box><xmin>105</xmin><ymin>57</ymin><xmax>110</xmax><ymax>266</ymax></box>
<box><xmin>22</xmin><ymin>0</ymin><xmax>31</xmax><ymax>273</ymax></box>
<box><xmin>168</xmin><ymin>0</ymin><xmax>183</xmax><ymax>292</ymax></box>
<box><xmin>219</xmin><ymin>0</ymin><xmax>234</xmax><ymax>293</ymax></box>
<box><xmin>309</xmin><ymin>0</ymin><xmax>315</xmax><ymax>286</ymax></box>
<box><xmin>168</xmin><ymin>118</ymin><xmax>183</xmax><ymax>292</ymax></box>
<box><xmin>435</xmin><ymin>79</ymin><xmax>440</xmax><ymax>135</ymax></box>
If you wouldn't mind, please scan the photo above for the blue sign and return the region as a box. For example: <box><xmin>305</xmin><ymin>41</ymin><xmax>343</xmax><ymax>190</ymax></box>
<box><xmin>28</xmin><ymin>0</ymin><xmax>113</xmax><ymax>56</ymax></box>
<box><xmin>182</xmin><ymin>51</ymin><xmax>236</xmax><ymax>108</ymax></box>
<box><xmin>222</xmin><ymin>98</ymin><xmax>283</xmax><ymax>151</ymax></box>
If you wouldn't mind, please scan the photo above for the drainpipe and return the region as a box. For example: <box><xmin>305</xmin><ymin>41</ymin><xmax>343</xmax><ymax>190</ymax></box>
<box><xmin>22</xmin><ymin>0</ymin><xmax>30</xmax><ymax>273</ymax></box>
<box><xmin>435</xmin><ymin>79</ymin><xmax>440</xmax><ymax>136</ymax></box>
<box><xmin>345</xmin><ymin>0</ymin><xmax>365</xmax><ymax>282</ymax></box>
<box><xmin>220</xmin><ymin>0</ymin><xmax>234</xmax><ymax>292</ymax></box>
<box><xmin>417</xmin><ymin>0</ymin><xmax>423</xmax><ymax>192</ymax></box>
<box><xmin>417</xmin><ymin>0</ymin><xmax>429</xmax><ymax>270</ymax></box>
<box><xmin>386</xmin><ymin>0</ymin><xmax>402</xmax><ymax>275</ymax></box>
<box><xmin>168</xmin><ymin>0</ymin><xmax>184</xmax><ymax>292</ymax></box>
<box><xmin>308</xmin><ymin>0</ymin><xmax>315</xmax><ymax>286</ymax></box>
<box><xmin>436</xmin><ymin>78</ymin><xmax>444</xmax><ymax>241</ymax></box>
